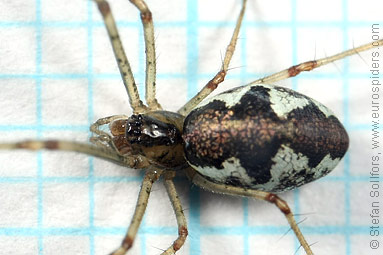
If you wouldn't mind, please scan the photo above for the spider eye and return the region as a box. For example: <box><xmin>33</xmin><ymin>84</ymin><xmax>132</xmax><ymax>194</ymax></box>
<box><xmin>126</xmin><ymin>114</ymin><xmax>182</xmax><ymax>147</ymax></box>
<box><xmin>147</xmin><ymin>124</ymin><xmax>163</xmax><ymax>137</ymax></box>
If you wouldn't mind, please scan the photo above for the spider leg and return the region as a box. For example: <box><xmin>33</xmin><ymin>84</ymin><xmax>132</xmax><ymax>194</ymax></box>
<box><xmin>0</xmin><ymin>140</ymin><xmax>150</xmax><ymax>169</ymax></box>
<box><xmin>178</xmin><ymin>0</ymin><xmax>247</xmax><ymax>116</ymax></box>
<box><xmin>95</xmin><ymin>0</ymin><xmax>147</xmax><ymax>113</ymax></box>
<box><xmin>248</xmin><ymin>39</ymin><xmax>383</xmax><ymax>85</ymax></box>
<box><xmin>185</xmin><ymin>168</ymin><xmax>314</xmax><ymax>255</ymax></box>
<box><xmin>129</xmin><ymin>0</ymin><xmax>162</xmax><ymax>111</ymax></box>
<box><xmin>110</xmin><ymin>168</ymin><xmax>163</xmax><ymax>255</ymax></box>
<box><xmin>162</xmin><ymin>172</ymin><xmax>188</xmax><ymax>255</ymax></box>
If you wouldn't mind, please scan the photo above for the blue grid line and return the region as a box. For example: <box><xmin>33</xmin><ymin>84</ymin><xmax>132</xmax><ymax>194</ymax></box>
<box><xmin>136</xmin><ymin>3</ymin><xmax>147</xmax><ymax>252</ymax></box>
<box><xmin>33</xmin><ymin>0</ymin><xmax>44</xmax><ymax>254</ymax></box>
<box><xmin>0</xmin><ymin>72</ymin><xmax>376</xmax><ymax>81</ymax></box>
<box><xmin>289</xmin><ymin>0</ymin><xmax>303</xmax><ymax>253</ymax></box>
<box><xmin>341</xmin><ymin>1</ymin><xmax>352</xmax><ymax>254</ymax></box>
<box><xmin>0</xmin><ymin>176</ymin><xmax>143</xmax><ymax>183</ymax></box>
<box><xmin>0</xmin><ymin>224</ymin><xmax>372</xmax><ymax>236</ymax></box>
<box><xmin>0</xmin><ymin>125</ymin><xmax>89</xmax><ymax>131</ymax></box>
<box><xmin>241</xmin><ymin>11</ymin><xmax>250</xmax><ymax>255</ymax></box>
<box><xmin>1</xmin><ymin>19</ymin><xmax>379</xmax><ymax>29</ymax></box>
<box><xmin>290</xmin><ymin>0</ymin><xmax>303</xmax><ymax>251</ymax></box>
<box><xmin>0</xmin><ymin>174</ymin><xmax>380</xmax><ymax>185</ymax></box>
<box><xmin>186</xmin><ymin>0</ymin><xmax>201</xmax><ymax>255</ymax></box>
<box><xmin>87</xmin><ymin>1</ymin><xmax>96</xmax><ymax>254</ymax></box>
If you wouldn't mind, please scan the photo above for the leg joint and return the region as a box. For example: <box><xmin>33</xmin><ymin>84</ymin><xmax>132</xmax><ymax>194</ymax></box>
<box><xmin>141</xmin><ymin>11</ymin><xmax>152</xmax><ymax>23</ymax></box>
<box><xmin>265</xmin><ymin>193</ymin><xmax>291</xmax><ymax>215</ymax></box>
<box><xmin>96</xmin><ymin>0</ymin><xmax>111</xmax><ymax>18</ymax></box>
<box><xmin>173</xmin><ymin>226</ymin><xmax>188</xmax><ymax>251</ymax></box>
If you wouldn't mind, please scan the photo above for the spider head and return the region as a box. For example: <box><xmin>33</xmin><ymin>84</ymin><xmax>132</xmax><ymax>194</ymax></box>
<box><xmin>110</xmin><ymin>111</ymin><xmax>186</xmax><ymax>169</ymax></box>
<box><xmin>126</xmin><ymin>114</ymin><xmax>182</xmax><ymax>147</ymax></box>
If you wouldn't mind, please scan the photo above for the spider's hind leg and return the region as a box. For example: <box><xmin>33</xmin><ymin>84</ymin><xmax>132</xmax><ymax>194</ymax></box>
<box><xmin>248</xmin><ymin>39</ymin><xmax>383</xmax><ymax>85</ymax></box>
<box><xmin>186</xmin><ymin>168</ymin><xmax>314</xmax><ymax>255</ymax></box>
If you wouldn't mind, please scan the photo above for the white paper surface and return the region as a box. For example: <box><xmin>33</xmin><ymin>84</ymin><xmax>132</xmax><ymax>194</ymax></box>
<box><xmin>0</xmin><ymin>0</ymin><xmax>382</xmax><ymax>255</ymax></box>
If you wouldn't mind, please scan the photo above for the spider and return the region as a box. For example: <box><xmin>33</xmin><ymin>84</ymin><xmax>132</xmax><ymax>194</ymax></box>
<box><xmin>0</xmin><ymin>0</ymin><xmax>382</xmax><ymax>254</ymax></box>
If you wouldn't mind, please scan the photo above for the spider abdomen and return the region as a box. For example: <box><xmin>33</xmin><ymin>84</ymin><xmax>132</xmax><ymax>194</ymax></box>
<box><xmin>183</xmin><ymin>84</ymin><xmax>349</xmax><ymax>192</ymax></box>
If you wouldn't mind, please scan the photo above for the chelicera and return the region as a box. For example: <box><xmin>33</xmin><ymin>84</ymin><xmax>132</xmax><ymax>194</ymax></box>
<box><xmin>0</xmin><ymin>0</ymin><xmax>382</xmax><ymax>254</ymax></box>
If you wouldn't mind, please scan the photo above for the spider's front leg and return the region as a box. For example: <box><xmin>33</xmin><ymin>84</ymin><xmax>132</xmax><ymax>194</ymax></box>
<box><xmin>0</xmin><ymin>140</ymin><xmax>150</xmax><ymax>169</ymax></box>
<box><xmin>95</xmin><ymin>0</ymin><xmax>147</xmax><ymax>113</ymax></box>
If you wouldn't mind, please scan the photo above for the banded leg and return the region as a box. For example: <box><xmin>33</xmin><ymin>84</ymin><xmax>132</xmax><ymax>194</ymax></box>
<box><xmin>129</xmin><ymin>0</ymin><xmax>161</xmax><ymax>110</ymax></box>
<box><xmin>185</xmin><ymin>168</ymin><xmax>314</xmax><ymax>255</ymax></box>
<box><xmin>248</xmin><ymin>39</ymin><xmax>383</xmax><ymax>85</ymax></box>
<box><xmin>178</xmin><ymin>0</ymin><xmax>247</xmax><ymax>116</ymax></box>
<box><xmin>162</xmin><ymin>172</ymin><xmax>188</xmax><ymax>255</ymax></box>
<box><xmin>0</xmin><ymin>140</ymin><xmax>150</xmax><ymax>169</ymax></box>
<box><xmin>95</xmin><ymin>0</ymin><xmax>147</xmax><ymax>113</ymax></box>
<box><xmin>111</xmin><ymin>169</ymin><xmax>163</xmax><ymax>255</ymax></box>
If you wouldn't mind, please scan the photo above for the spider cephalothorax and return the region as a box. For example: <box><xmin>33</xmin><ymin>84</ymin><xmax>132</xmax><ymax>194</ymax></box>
<box><xmin>110</xmin><ymin>111</ymin><xmax>186</xmax><ymax>169</ymax></box>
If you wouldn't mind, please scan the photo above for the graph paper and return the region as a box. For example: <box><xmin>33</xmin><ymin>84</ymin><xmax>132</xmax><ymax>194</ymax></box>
<box><xmin>0</xmin><ymin>0</ymin><xmax>382</xmax><ymax>254</ymax></box>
